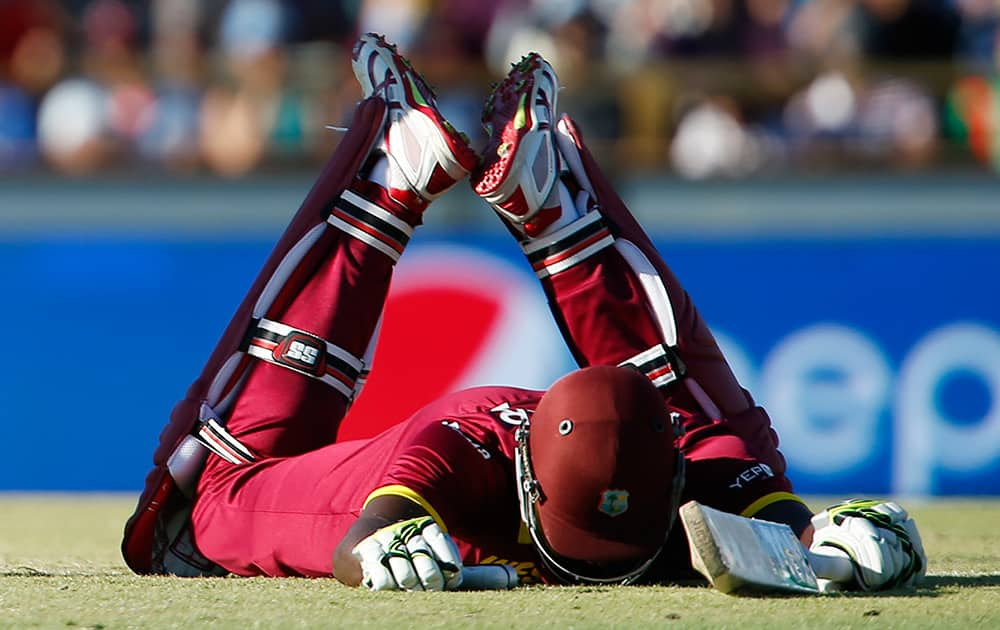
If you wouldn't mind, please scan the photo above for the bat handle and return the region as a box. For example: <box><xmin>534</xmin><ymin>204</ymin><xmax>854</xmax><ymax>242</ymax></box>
<box><xmin>458</xmin><ymin>564</ymin><xmax>519</xmax><ymax>590</ymax></box>
<box><xmin>807</xmin><ymin>547</ymin><xmax>856</xmax><ymax>583</ymax></box>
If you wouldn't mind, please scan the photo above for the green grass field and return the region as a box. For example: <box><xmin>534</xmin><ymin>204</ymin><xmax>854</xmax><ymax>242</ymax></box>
<box><xmin>2</xmin><ymin>494</ymin><xmax>999</xmax><ymax>629</ymax></box>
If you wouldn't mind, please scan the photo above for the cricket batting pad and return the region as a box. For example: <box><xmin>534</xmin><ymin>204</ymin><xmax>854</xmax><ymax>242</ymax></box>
<box><xmin>551</xmin><ymin>116</ymin><xmax>785</xmax><ymax>474</ymax></box>
<box><xmin>122</xmin><ymin>97</ymin><xmax>388</xmax><ymax>574</ymax></box>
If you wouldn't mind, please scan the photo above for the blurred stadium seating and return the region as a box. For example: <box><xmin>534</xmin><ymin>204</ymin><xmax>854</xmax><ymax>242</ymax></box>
<box><xmin>1</xmin><ymin>0</ymin><xmax>999</xmax><ymax>179</ymax></box>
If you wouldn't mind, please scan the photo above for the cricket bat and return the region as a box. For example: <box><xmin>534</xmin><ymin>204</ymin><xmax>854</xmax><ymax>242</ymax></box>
<box><xmin>680</xmin><ymin>500</ymin><xmax>855</xmax><ymax>595</ymax></box>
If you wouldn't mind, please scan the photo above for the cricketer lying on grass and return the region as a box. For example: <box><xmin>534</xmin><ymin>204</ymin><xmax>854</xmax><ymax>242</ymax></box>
<box><xmin>121</xmin><ymin>33</ymin><xmax>927</xmax><ymax>593</ymax></box>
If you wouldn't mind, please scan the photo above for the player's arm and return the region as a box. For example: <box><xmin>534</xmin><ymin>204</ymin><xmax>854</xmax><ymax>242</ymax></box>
<box><xmin>747</xmin><ymin>496</ymin><xmax>927</xmax><ymax>591</ymax></box>
<box><xmin>681</xmin><ymin>423</ymin><xmax>811</xmax><ymax>539</ymax></box>
<box><xmin>751</xmin><ymin>498</ymin><xmax>815</xmax><ymax>545</ymax></box>
<box><xmin>333</xmin><ymin>489</ymin><xmax>468</xmax><ymax>592</ymax></box>
<box><xmin>333</xmin><ymin>494</ymin><xmax>432</xmax><ymax>587</ymax></box>
<box><xmin>334</xmin><ymin>417</ymin><xmax>517</xmax><ymax>591</ymax></box>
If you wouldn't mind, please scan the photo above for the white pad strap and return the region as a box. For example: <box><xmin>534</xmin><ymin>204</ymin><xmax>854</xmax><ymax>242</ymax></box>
<box><xmin>619</xmin><ymin>344</ymin><xmax>686</xmax><ymax>389</ymax></box>
<box><xmin>244</xmin><ymin>318</ymin><xmax>364</xmax><ymax>399</ymax></box>
<box><xmin>168</xmin><ymin>403</ymin><xmax>256</xmax><ymax>487</ymax></box>
<box><xmin>327</xmin><ymin>188</ymin><xmax>414</xmax><ymax>262</ymax></box>
<box><xmin>521</xmin><ymin>211</ymin><xmax>614</xmax><ymax>278</ymax></box>
<box><xmin>195</xmin><ymin>403</ymin><xmax>256</xmax><ymax>465</ymax></box>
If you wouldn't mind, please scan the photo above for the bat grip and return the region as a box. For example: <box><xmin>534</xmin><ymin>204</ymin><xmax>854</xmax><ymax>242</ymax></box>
<box><xmin>457</xmin><ymin>564</ymin><xmax>519</xmax><ymax>590</ymax></box>
<box><xmin>807</xmin><ymin>547</ymin><xmax>856</xmax><ymax>583</ymax></box>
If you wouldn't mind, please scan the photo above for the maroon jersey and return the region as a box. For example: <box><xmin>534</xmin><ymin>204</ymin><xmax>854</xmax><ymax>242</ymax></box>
<box><xmin>192</xmin><ymin>384</ymin><xmax>796</xmax><ymax>583</ymax></box>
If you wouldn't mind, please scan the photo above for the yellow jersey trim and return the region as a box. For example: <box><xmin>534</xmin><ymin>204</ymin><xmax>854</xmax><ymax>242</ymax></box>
<box><xmin>517</xmin><ymin>521</ymin><xmax>532</xmax><ymax>545</ymax></box>
<box><xmin>740</xmin><ymin>491</ymin><xmax>808</xmax><ymax>518</ymax></box>
<box><xmin>364</xmin><ymin>485</ymin><xmax>448</xmax><ymax>533</ymax></box>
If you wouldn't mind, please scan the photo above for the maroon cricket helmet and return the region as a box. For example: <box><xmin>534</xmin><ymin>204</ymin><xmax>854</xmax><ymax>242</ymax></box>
<box><xmin>515</xmin><ymin>365</ymin><xmax>685</xmax><ymax>584</ymax></box>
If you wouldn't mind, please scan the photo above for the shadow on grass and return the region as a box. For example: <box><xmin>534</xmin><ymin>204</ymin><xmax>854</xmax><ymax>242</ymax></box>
<box><xmin>665</xmin><ymin>575</ymin><xmax>1000</xmax><ymax>598</ymax></box>
<box><xmin>800</xmin><ymin>574</ymin><xmax>1000</xmax><ymax>598</ymax></box>
<box><xmin>922</xmin><ymin>574</ymin><xmax>1000</xmax><ymax>588</ymax></box>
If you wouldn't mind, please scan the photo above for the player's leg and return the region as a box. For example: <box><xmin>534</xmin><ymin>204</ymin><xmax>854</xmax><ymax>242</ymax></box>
<box><xmin>470</xmin><ymin>55</ymin><xmax>782</xmax><ymax>470</ymax></box>
<box><xmin>216</xmin><ymin>34</ymin><xmax>477</xmax><ymax>459</ymax></box>
<box><xmin>123</xmin><ymin>33</ymin><xmax>476</xmax><ymax>575</ymax></box>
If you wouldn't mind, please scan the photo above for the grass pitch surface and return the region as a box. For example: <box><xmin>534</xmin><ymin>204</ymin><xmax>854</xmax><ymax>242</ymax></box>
<box><xmin>1</xmin><ymin>494</ymin><xmax>998</xmax><ymax>629</ymax></box>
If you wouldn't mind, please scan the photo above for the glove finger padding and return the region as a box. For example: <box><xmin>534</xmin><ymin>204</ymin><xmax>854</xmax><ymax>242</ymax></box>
<box><xmin>405</xmin><ymin>532</ymin><xmax>445</xmax><ymax>591</ymax></box>
<box><xmin>895</xmin><ymin>513</ymin><xmax>927</xmax><ymax>587</ymax></box>
<box><xmin>383</xmin><ymin>526</ymin><xmax>422</xmax><ymax>591</ymax></box>
<box><xmin>352</xmin><ymin>536</ymin><xmax>399</xmax><ymax>591</ymax></box>
<box><xmin>351</xmin><ymin>516</ymin><xmax>464</xmax><ymax>592</ymax></box>
<box><xmin>421</xmin><ymin>521</ymin><xmax>463</xmax><ymax>590</ymax></box>
<box><xmin>846</xmin><ymin>500</ymin><xmax>925</xmax><ymax>586</ymax></box>
<box><xmin>868</xmin><ymin>501</ymin><xmax>926</xmax><ymax>587</ymax></box>
<box><xmin>810</xmin><ymin>499</ymin><xmax>926</xmax><ymax>591</ymax></box>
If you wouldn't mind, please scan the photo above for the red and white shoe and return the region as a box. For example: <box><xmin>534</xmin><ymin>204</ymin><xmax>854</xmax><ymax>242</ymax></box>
<box><xmin>351</xmin><ymin>33</ymin><xmax>478</xmax><ymax>209</ymax></box>
<box><xmin>471</xmin><ymin>53</ymin><xmax>562</xmax><ymax>236</ymax></box>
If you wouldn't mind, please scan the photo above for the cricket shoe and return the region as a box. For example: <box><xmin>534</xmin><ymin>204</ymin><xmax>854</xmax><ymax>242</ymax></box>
<box><xmin>352</xmin><ymin>33</ymin><xmax>478</xmax><ymax>210</ymax></box>
<box><xmin>471</xmin><ymin>53</ymin><xmax>562</xmax><ymax>237</ymax></box>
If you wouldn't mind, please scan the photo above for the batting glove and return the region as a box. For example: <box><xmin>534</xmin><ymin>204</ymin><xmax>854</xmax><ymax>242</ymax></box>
<box><xmin>351</xmin><ymin>516</ymin><xmax>464</xmax><ymax>591</ymax></box>
<box><xmin>809</xmin><ymin>499</ymin><xmax>926</xmax><ymax>591</ymax></box>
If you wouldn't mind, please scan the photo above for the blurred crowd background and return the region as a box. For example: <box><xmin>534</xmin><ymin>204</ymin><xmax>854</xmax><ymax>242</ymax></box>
<box><xmin>1</xmin><ymin>0</ymin><xmax>999</xmax><ymax>179</ymax></box>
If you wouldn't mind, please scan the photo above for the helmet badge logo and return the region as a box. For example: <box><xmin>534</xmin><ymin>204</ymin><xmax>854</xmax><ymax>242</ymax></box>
<box><xmin>598</xmin><ymin>489</ymin><xmax>630</xmax><ymax>517</ymax></box>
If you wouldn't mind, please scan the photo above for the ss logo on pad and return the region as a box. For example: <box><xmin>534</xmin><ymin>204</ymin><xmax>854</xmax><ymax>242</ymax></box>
<box><xmin>274</xmin><ymin>334</ymin><xmax>325</xmax><ymax>376</ymax></box>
